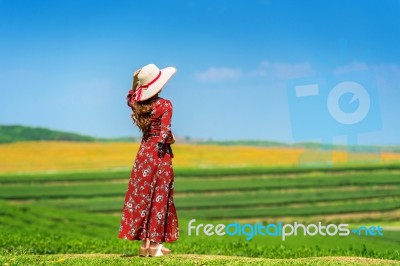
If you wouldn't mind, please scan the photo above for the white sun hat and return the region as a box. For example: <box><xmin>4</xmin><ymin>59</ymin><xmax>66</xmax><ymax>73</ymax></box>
<box><xmin>133</xmin><ymin>63</ymin><xmax>177</xmax><ymax>102</ymax></box>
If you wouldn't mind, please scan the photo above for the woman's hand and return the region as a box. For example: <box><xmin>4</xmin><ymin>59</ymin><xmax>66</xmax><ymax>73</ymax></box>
<box><xmin>157</xmin><ymin>142</ymin><xmax>166</xmax><ymax>158</ymax></box>
<box><xmin>133</xmin><ymin>68</ymin><xmax>141</xmax><ymax>79</ymax></box>
<box><xmin>132</xmin><ymin>68</ymin><xmax>141</xmax><ymax>90</ymax></box>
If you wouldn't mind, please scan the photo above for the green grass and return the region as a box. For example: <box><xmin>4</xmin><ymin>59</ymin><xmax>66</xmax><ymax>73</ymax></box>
<box><xmin>1</xmin><ymin>171</ymin><xmax>399</xmax><ymax>200</ymax></box>
<box><xmin>175</xmin><ymin>171</ymin><xmax>400</xmax><ymax>192</ymax></box>
<box><xmin>0</xmin><ymin>182</ymin><xmax>126</xmax><ymax>199</ymax></box>
<box><xmin>0</xmin><ymin>170</ymin><xmax>131</xmax><ymax>183</ymax></box>
<box><xmin>26</xmin><ymin>186</ymin><xmax>400</xmax><ymax>214</ymax></box>
<box><xmin>179</xmin><ymin>197</ymin><xmax>400</xmax><ymax>219</ymax></box>
<box><xmin>176</xmin><ymin>186</ymin><xmax>400</xmax><ymax>209</ymax></box>
<box><xmin>1</xmin><ymin>200</ymin><xmax>399</xmax><ymax>262</ymax></box>
<box><xmin>1</xmin><ymin>163</ymin><xmax>399</xmax><ymax>183</ymax></box>
<box><xmin>1</xmin><ymin>166</ymin><xmax>400</xmax><ymax>263</ymax></box>
<box><xmin>2</xmin><ymin>254</ymin><xmax>400</xmax><ymax>266</ymax></box>
<box><xmin>1</xmin><ymin>170</ymin><xmax>399</xmax><ymax>220</ymax></box>
<box><xmin>1</xmin><ymin>254</ymin><xmax>400</xmax><ymax>266</ymax></box>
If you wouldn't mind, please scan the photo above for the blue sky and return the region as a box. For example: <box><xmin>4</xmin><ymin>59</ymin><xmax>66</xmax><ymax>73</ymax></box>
<box><xmin>1</xmin><ymin>0</ymin><xmax>399</xmax><ymax>145</ymax></box>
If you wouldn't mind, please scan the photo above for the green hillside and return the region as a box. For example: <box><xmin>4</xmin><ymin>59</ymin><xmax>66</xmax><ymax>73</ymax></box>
<box><xmin>0</xmin><ymin>125</ymin><xmax>98</xmax><ymax>143</ymax></box>
<box><xmin>198</xmin><ymin>139</ymin><xmax>400</xmax><ymax>153</ymax></box>
<box><xmin>1</xmin><ymin>125</ymin><xmax>399</xmax><ymax>153</ymax></box>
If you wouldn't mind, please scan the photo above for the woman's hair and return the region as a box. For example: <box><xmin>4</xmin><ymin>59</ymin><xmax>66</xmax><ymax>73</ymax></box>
<box><xmin>131</xmin><ymin>94</ymin><xmax>158</xmax><ymax>133</ymax></box>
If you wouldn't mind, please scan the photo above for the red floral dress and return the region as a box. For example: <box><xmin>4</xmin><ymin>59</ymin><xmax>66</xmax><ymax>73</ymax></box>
<box><xmin>118</xmin><ymin>92</ymin><xmax>179</xmax><ymax>243</ymax></box>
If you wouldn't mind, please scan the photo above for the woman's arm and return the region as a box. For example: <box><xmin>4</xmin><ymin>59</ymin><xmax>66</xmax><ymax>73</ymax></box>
<box><xmin>127</xmin><ymin>69</ymin><xmax>142</xmax><ymax>108</ymax></box>
<box><xmin>158</xmin><ymin>100</ymin><xmax>173</xmax><ymax>144</ymax></box>
<box><xmin>157</xmin><ymin>100</ymin><xmax>173</xmax><ymax>157</ymax></box>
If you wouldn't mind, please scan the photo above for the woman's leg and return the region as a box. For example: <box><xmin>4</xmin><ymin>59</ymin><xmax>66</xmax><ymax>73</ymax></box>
<box><xmin>141</xmin><ymin>238</ymin><xmax>150</xmax><ymax>248</ymax></box>
<box><xmin>147</xmin><ymin>158</ymin><xmax>178</xmax><ymax>243</ymax></box>
<box><xmin>139</xmin><ymin>238</ymin><xmax>150</xmax><ymax>257</ymax></box>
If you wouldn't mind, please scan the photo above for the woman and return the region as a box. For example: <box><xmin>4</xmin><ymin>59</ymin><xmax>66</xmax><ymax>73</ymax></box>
<box><xmin>118</xmin><ymin>63</ymin><xmax>179</xmax><ymax>257</ymax></box>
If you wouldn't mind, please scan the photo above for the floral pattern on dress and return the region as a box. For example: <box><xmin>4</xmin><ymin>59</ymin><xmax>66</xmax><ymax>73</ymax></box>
<box><xmin>118</xmin><ymin>97</ymin><xmax>179</xmax><ymax>243</ymax></box>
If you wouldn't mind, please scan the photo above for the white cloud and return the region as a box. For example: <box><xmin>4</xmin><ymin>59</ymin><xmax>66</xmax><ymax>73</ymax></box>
<box><xmin>334</xmin><ymin>61</ymin><xmax>369</xmax><ymax>73</ymax></box>
<box><xmin>194</xmin><ymin>66</ymin><xmax>243</xmax><ymax>82</ymax></box>
<box><xmin>372</xmin><ymin>63</ymin><xmax>400</xmax><ymax>92</ymax></box>
<box><xmin>333</xmin><ymin>61</ymin><xmax>400</xmax><ymax>93</ymax></box>
<box><xmin>334</xmin><ymin>61</ymin><xmax>400</xmax><ymax>75</ymax></box>
<box><xmin>194</xmin><ymin>60</ymin><xmax>399</xmax><ymax>85</ymax></box>
<box><xmin>250</xmin><ymin>61</ymin><xmax>315</xmax><ymax>79</ymax></box>
<box><xmin>373</xmin><ymin>63</ymin><xmax>400</xmax><ymax>81</ymax></box>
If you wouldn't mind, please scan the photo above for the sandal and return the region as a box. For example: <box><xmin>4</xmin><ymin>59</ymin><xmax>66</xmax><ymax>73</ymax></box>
<box><xmin>148</xmin><ymin>244</ymin><xmax>171</xmax><ymax>257</ymax></box>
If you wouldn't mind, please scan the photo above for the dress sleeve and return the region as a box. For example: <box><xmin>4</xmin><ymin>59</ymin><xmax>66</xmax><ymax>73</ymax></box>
<box><xmin>157</xmin><ymin>99</ymin><xmax>173</xmax><ymax>144</ymax></box>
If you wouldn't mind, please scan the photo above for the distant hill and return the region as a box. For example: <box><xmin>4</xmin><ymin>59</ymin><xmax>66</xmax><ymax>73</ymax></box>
<box><xmin>0</xmin><ymin>125</ymin><xmax>398</xmax><ymax>153</ymax></box>
<box><xmin>193</xmin><ymin>139</ymin><xmax>400</xmax><ymax>153</ymax></box>
<box><xmin>0</xmin><ymin>125</ymin><xmax>99</xmax><ymax>143</ymax></box>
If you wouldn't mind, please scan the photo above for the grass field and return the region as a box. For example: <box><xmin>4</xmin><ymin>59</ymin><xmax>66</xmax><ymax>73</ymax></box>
<box><xmin>1</xmin><ymin>141</ymin><xmax>400</xmax><ymax>265</ymax></box>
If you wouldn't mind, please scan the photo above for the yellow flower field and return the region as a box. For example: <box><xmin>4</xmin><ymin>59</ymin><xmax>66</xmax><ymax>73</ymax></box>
<box><xmin>0</xmin><ymin>141</ymin><xmax>399</xmax><ymax>174</ymax></box>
